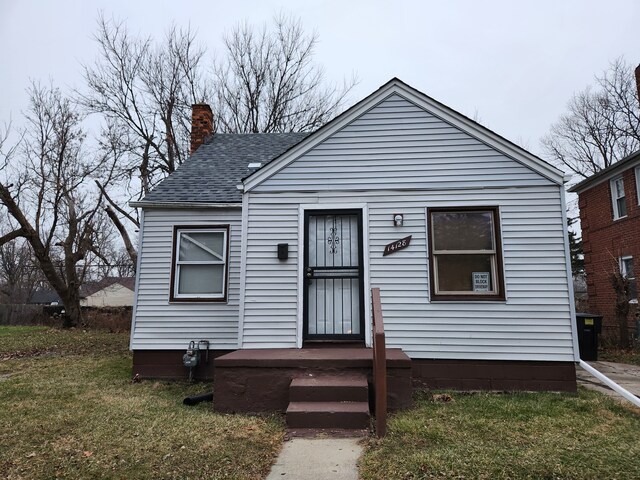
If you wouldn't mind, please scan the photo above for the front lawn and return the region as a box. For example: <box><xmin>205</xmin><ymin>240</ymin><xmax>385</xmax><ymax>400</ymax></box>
<box><xmin>0</xmin><ymin>326</ymin><xmax>284</xmax><ymax>480</ymax></box>
<box><xmin>360</xmin><ymin>390</ymin><xmax>640</xmax><ymax>479</ymax></box>
<box><xmin>5</xmin><ymin>326</ymin><xmax>640</xmax><ymax>479</ymax></box>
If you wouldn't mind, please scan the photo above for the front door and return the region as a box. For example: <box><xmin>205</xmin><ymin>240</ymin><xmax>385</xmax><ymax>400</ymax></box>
<box><xmin>304</xmin><ymin>210</ymin><xmax>364</xmax><ymax>341</ymax></box>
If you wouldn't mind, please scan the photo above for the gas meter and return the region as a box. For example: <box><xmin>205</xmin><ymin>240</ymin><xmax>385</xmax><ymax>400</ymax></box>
<box><xmin>183</xmin><ymin>340</ymin><xmax>210</xmax><ymax>382</ymax></box>
<box><xmin>183</xmin><ymin>341</ymin><xmax>200</xmax><ymax>368</ymax></box>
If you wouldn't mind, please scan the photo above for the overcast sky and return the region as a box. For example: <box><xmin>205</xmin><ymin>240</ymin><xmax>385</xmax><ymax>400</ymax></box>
<box><xmin>1</xmin><ymin>0</ymin><xmax>638</xmax><ymax>162</ymax></box>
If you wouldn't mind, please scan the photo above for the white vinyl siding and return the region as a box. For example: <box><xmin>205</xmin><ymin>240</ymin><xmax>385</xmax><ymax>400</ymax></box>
<box><xmin>242</xmin><ymin>93</ymin><xmax>573</xmax><ymax>361</ymax></box>
<box><xmin>253</xmin><ymin>94</ymin><xmax>555</xmax><ymax>193</ymax></box>
<box><xmin>242</xmin><ymin>186</ymin><xmax>574</xmax><ymax>361</ymax></box>
<box><xmin>131</xmin><ymin>208</ymin><xmax>241</xmax><ymax>350</ymax></box>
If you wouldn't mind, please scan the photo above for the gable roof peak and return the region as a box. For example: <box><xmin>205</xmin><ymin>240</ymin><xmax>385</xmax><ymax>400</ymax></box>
<box><xmin>243</xmin><ymin>77</ymin><xmax>565</xmax><ymax>190</ymax></box>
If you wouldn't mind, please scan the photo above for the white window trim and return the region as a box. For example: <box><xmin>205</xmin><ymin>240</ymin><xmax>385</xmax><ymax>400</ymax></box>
<box><xmin>619</xmin><ymin>255</ymin><xmax>638</xmax><ymax>304</ymax></box>
<box><xmin>610</xmin><ymin>175</ymin><xmax>627</xmax><ymax>220</ymax></box>
<box><xmin>635</xmin><ymin>166</ymin><xmax>640</xmax><ymax>206</ymax></box>
<box><xmin>173</xmin><ymin>227</ymin><xmax>228</xmax><ymax>300</ymax></box>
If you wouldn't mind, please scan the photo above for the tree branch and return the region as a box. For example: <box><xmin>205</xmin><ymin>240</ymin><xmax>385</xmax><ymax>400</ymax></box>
<box><xmin>0</xmin><ymin>228</ymin><xmax>25</xmax><ymax>247</ymax></box>
<box><xmin>94</xmin><ymin>180</ymin><xmax>140</xmax><ymax>227</ymax></box>
<box><xmin>104</xmin><ymin>205</ymin><xmax>137</xmax><ymax>267</ymax></box>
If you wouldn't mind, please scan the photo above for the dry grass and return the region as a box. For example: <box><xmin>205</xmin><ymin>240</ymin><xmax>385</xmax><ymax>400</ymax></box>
<box><xmin>360</xmin><ymin>389</ymin><xmax>640</xmax><ymax>480</ymax></box>
<box><xmin>0</xmin><ymin>326</ymin><xmax>284</xmax><ymax>479</ymax></box>
<box><xmin>599</xmin><ymin>347</ymin><xmax>640</xmax><ymax>366</ymax></box>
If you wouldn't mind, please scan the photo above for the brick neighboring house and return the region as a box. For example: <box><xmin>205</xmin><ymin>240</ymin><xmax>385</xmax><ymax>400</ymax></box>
<box><xmin>569</xmin><ymin>150</ymin><xmax>640</xmax><ymax>336</ymax></box>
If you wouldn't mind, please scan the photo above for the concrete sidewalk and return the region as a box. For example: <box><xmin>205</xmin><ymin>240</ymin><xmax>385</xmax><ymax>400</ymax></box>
<box><xmin>266</xmin><ymin>438</ymin><xmax>363</xmax><ymax>480</ymax></box>
<box><xmin>576</xmin><ymin>361</ymin><xmax>640</xmax><ymax>400</ymax></box>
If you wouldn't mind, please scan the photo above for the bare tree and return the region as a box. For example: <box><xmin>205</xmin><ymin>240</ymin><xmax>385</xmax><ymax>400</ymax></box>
<box><xmin>213</xmin><ymin>15</ymin><xmax>356</xmax><ymax>133</ymax></box>
<box><xmin>0</xmin><ymin>236</ymin><xmax>42</xmax><ymax>305</ymax></box>
<box><xmin>111</xmin><ymin>247</ymin><xmax>136</xmax><ymax>277</ymax></box>
<box><xmin>0</xmin><ymin>83</ymin><xmax>114</xmax><ymax>327</ymax></box>
<box><xmin>0</xmin><ymin>229</ymin><xmax>46</xmax><ymax>326</ymax></box>
<box><xmin>79</xmin><ymin>14</ymin><xmax>210</xmax><ymax>266</ymax></box>
<box><xmin>80</xmin><ymin>14</ymin><xmax>355</xmax><ymax>266</ymax></box>
<box><xmin>91</xmin><ymin>243</ymin><xmax>136</xmax><ymax>279</ymax></box>
<box><xmin>542</xmin><ymin>58</ymin><xmax>640</xmax><ymax>179</ymax></box>
<box><xmin>80</xmin><ymin>14</ymin><xmax>209</xmax><ymax>197</ymax></box>
<box><xmin>610</xmin><ymin>271</ymin><xmax>632</xmax><ymax>349</ymax></box>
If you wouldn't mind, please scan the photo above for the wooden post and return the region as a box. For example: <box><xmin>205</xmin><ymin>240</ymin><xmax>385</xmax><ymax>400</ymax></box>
<box><xmin>371</xmin><ymin>287</ymin><xmax>387</xmax><ymax>437</ymax></box>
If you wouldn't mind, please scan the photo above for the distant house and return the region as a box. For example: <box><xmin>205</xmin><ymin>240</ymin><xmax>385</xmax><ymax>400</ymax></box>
<box><xmin>27</xmin><ymin>290</ymin><xmax>62</xmax><ymax>305</ymax></box>
<box><xmin>80</xmin><ymin>277</ymin><xmax>135</xmax><ymax>308</ymax></box>
<box><xmin>569</xmin><ymin>149</ymin><xmax>640</xmax><ymax>333</ymax></box>
<box><xmin>27</xmin><ymin>277</ymin><xmax>135</xmax><ymax>309</ymax></box>
<box><xmin>25</xmin><ymin>289</ymin><xmax>65</xmax><ymax>319</ymax></box>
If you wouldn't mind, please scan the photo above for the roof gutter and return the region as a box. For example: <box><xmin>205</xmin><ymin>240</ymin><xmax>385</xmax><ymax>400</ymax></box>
<box><xmin>130</xmin><ymin>201</ymin><xmax>242</xmax><ymax>209</ymax></box>
<box><xmin>579</xmin><ymin>360</ymin><xmax>640</xmax><ymax>408</ymax></box>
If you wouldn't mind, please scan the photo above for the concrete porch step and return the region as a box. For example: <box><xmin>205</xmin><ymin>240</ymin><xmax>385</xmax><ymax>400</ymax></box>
<box><xmin>286</xmin><ymin>401</ymin><xmax>370</xmax><ymax>429</ymax></box>
<box><xmin>289</xmin><ymin>374</ymin><xmax>369</xmax><ymax>403</ymax></box>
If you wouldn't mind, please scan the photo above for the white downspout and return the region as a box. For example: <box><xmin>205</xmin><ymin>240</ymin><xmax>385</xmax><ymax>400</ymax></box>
<box><xmin>560</xmin><ymin>187</ymin><xmax>580</xmax><ymax>361</ymax></box>
<box><xmin>579</xmin><ymin>360</ymin><xmax>640</xmax><ymax>408</ymax></box>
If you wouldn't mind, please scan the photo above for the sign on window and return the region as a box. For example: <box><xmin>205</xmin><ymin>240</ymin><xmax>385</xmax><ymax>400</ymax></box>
<box><xmin>472</xmin><ymin>272</ymin><xmax>490</xmax><ymax>292</ymax></box>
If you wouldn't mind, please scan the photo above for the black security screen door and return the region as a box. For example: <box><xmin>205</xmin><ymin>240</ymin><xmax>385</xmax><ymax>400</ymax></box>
<box><xmin>303</xmin><ymin>210</ymin><xmax>365</xmax><ymax>341</ymax></box>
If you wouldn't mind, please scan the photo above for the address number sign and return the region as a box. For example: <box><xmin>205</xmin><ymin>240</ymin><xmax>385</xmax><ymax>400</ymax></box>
<box><xmin>383</xmin><ymin>235</ymin><xmax>412</xmax><ymax>256</ymax></box>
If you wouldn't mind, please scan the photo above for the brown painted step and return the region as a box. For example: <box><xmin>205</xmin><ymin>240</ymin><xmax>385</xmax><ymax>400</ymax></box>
<box><xmin>286</xmin><ymin>401</ymin><xmax>370</xmax><ymax>429</ymax></box>
<box><xmin>289</xmin><ymin>374</ymin><xmax>369</xmax><ymax>403</ymax></box>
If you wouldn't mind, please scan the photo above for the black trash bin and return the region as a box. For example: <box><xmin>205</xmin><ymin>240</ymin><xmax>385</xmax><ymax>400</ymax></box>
<box><xmin>575</xmin><ymin>313</ymin><xmax>603</xmax><ymax>361</ymax></box>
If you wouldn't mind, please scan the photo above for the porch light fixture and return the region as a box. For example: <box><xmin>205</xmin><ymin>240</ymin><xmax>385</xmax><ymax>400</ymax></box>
<box><xmin>393</xmin><ymin>214</ymin><xmax>404</xmax><ymax>227</ymax></box>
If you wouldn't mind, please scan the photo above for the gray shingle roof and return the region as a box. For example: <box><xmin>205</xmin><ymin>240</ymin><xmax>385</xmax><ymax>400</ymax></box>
<box><xmin>28</xmin><ymin>290</ymin><xmax>62</xmax><ymax>305</ymax></box>
<box><xmin>140</xmin><ymin>133</ymin><xmax>309</xmax><ymax>204</ymax></box>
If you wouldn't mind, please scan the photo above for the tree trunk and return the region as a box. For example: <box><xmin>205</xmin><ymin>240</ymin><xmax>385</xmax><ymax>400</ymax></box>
<box><xmin>60</xmin><ymin>290</ymin><xmax>83</xmax><ymax>328</ymax></box>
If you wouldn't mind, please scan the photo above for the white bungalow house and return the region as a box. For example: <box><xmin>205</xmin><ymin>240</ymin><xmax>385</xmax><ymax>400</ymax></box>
<box><xmin>129</xmin><ymin>79</ymin><xmax>578</xmax><ymax>424</ymax></box>
<box><xmin>80</xmin><ymin>277</ymin><xmax>135</xmax><ymax>308</ymax></box>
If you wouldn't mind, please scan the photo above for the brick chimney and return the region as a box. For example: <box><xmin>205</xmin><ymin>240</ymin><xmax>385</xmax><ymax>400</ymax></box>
<box><xmin>190</xmin><ymin>103</ymin><xmax>213</xmax><ymax>155</ymax></box>
<box><xmin>636</xmin><ymin>64</ymin><xmax>640</xmax><ymax>109</ymax></box>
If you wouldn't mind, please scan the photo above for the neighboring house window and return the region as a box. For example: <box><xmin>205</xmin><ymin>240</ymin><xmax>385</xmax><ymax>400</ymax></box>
<box><xmin>610</xmin><ymin>176</ymin><xmax>627</xmax><ymax>220</ymax></box>
<box><xmin>619</xmin><ymin>256</ymin><xmax>638</xmax><ymax>303</ymax></box>
<box><xmin>636</xmin><ymin>166</ymin><xmax>640</xmax><ymax>205</ymax></box>
<box><xmin>170</xmin><ymin>226</ymin><xmax>229</xmax><ymax>301</ymax></box>
<box><xmin>428</xmin><ymin>208</ymin><xmax>505</xmax><ymax>300</ymax></box>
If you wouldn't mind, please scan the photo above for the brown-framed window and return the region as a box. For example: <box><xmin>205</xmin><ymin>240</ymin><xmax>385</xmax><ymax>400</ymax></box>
<box><xmin>427</xmin><ymin>207</ymin><xmax>505</xmax><ymax>301</ymax></box>
<box><xmin>170</xmin><ymin>225</ymin><xmax>229</xmax><ymax>302</ymax></box>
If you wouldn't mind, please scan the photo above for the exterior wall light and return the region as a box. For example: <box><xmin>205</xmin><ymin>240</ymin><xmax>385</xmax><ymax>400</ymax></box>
<box><xmin>393</xmin><ymin>214</ymin><xmax>404</xmax><ymax>227</ymax></box>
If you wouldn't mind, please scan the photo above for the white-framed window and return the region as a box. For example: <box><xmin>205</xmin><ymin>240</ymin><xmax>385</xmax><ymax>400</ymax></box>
<box><xmin>170</xmin><ymin>226</ymin><xmax>229</xmax><ymax>301</ymax></box>
<box><xmin>635</xmin><ymin>166</ymin><xmax>640</xmax><ymax>205</ymax></box>
<box><xmin>610</xmin><ymin>176</ymin><xmax>627</xmax><ymax>220</ymax></box>
<box><xmin>428</xmin><ymin>208</ymin><xmax>504</xmax><ymax>300</ymax></box>
<box><xmin>619</xmin><ymin>256</ymin><xmax>638</xmax><ymax>303</ymax></box>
